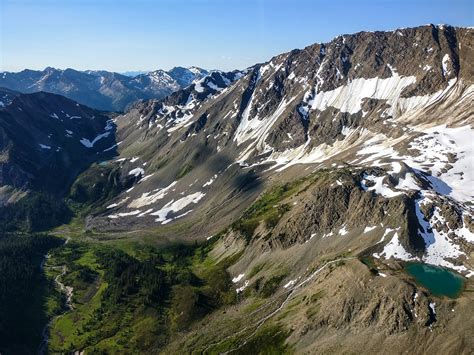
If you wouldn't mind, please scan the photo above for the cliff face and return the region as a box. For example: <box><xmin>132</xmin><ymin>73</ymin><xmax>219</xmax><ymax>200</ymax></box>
<box><xmin>79</xmin><ymin>25</ymin><xmax>473</xmax><ymax>274</ymax></box>
<box><xmin>1</xmin><ymin>25</ymin><xmax>473</xmax><ymax>353</ymax></box>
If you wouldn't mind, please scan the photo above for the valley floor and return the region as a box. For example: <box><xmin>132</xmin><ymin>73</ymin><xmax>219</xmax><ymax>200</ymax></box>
<box><xmin>36</xmin><ymin>212</ymin><xmax>473</xmax><ymax>355</ymax></box>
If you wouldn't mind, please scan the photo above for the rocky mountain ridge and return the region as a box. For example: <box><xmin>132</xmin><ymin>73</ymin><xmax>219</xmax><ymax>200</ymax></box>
<box><xmin>0</xmin><ymin>66</ymin><xmax>210</xmax><ymax>111</ymax></box>
<box><xmin>83</xmin><ymin>24</ymin><xmax>474</xmax><ymax>275</ymax></box>
<box><xmin>0</xmin><ymin>24</ymin><xmax>473</xmax><ymax>353</ymax></box>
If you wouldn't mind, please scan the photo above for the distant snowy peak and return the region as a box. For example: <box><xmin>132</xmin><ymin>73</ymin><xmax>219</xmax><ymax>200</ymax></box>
<box><xmin>192</xmin><ymin>70</ymin><xmax>244</xmax><ymax>93</ymax></box>
<box><xmin>0</xmin><ymin>66</ymin><xmax>213</xmax><ymax>111</ymax></box>
<box><xmin>134</xmin><ymin>66</ymin><xmax>210</xmax><ymax>90</ymax></box>
<box><xmin>134</xmin><ymin>70</ymin><xmax>179</xmax><ymax>89</ymax></box>
<box><xmin>167</xmin><ymin>66</ymin><xmax>210</xmax><ymax>87</ymax></box>
<box><xmin>188</xmin><ymin>66</ymin><xmax>207</xmax><ymax>75</ymax></box>
<box><xmin>127</xmin><ymin>69</ymin><xmax>246</xmax><ymax>131</ymax></box>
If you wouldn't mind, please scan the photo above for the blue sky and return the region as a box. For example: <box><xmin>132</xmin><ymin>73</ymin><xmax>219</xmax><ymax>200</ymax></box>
<box><xmin>0</xmin><ymin>0</ymin><xmax>472</xmax><ymax>72</ymax></box>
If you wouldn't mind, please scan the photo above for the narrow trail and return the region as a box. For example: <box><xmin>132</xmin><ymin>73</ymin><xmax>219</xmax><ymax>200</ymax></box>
<box><xmin>202</xmin><ymin>257</ymin><xmax>354</xmax><ymax>354</ymax></box>
<box><xmin>37</xmin><ymin>238</ymin><xmax>72</xmax><ymax>355</ymax></box>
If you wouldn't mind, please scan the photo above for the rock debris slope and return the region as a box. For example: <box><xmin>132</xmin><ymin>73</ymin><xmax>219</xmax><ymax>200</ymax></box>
<box><xmin>1</xmin><ymin>24</ymin><xmax>473</xmax><ymax>353</ymax></box>
<box><xmin>87</xmin><ymin>24</ymin><xmax>473</xmax><ymax>277</ymax></box>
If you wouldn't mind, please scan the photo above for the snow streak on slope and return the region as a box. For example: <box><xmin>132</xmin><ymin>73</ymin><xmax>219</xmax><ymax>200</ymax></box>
<box><xmin>308</xmin><ymin>66</ymin><xmax>417</xmax><ymax>115</ymax></box>
<box><xmin>356</xmin><ymin>123</ymin><xmax>474</xmax><ymax>204</ymax></box>
<box><xmin>236</xmin><ymin>96</ymin><xmax>297</xmax><ymax>160</ymax></box>
<box><xmin>150</xmin><ymin>192</ymin><xmax>205</xmax><ymax>224</ymax></box>
<box><xmin>95</xmin><ymin>26</ymin><xmax>473</xmax><ymax>277</ymax></box>
<box><xmin>416</xmin><ymin>125</ymin><xmax>474</xmax><ymax>203</ymax></box>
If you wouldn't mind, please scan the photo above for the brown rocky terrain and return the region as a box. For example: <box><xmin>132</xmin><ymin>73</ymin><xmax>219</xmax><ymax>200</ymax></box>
<box><xmin>0</xmin><ymin>24</ymin><xmax>472</xmax><ymax>354</ymax></box>
<box><xmin>68</xmin><ymin>25</ymin><xmax>472</xmax><ymax>352</ymax></box>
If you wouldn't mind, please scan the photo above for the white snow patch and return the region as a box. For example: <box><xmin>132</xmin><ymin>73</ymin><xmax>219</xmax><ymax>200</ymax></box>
<box><xmin>397</xmin><ymin>173</ymin><xmax>420</xmax><ymax>191</ymax></box>
<box><xmin>309</xmin><ymin>70</ymin><xmax>417</xmax><ymax>115</ymax></box>
<box><xmin>150</xmin><ymin>192</ymin><xmax>205</xmax><ymax>223</ymax></box>
<box><xmin>339</xmin><ymin>225</ymin><xmax>349</xmax><ymax>236</ymax></box>
<box><xmin>236</xmin><ymin>280</ymin><xmax>249</xmax><ymax>293</ymax></box>
<box><xmin>284</xmin><ymin>279</ymin><xmax>297</xmax><ymax>288</ymax></box>
<box><xmin>374</xmin><ymin>232</ymin><xmax>415</xmax><ymax>261</ymax></box>
<box><xmin>414</xmin><ymin>197</ymin><xmax>469</xmax><ymax>273</ymax></box>
<box><xmin>207</xmin><ymin>81</ymin><xmax>220</xmax><ymax>91</ymax></box>
<box><xmin>128</xmin><ymin>181</ymin><xmax>177</xmax><ymax>208</ymax></box>
<box><xmin>80</xmin><ymin>132</ymin><xmax>110</xmax><ymax>148</ymax></box>
<box><xmin>108</xmin><ymin>210</ymin><xmax>142</xmax><ymax>219</ymax></box>
<box><xmin>232</xmin><ymin>274</ymin><xmax>245</xmax><ymax>283</ymax></box>
<box><xmin>361</xmin><ymin>174</ymin><xmax>402</xmax><ymax>198</ymax></box>
<box><xmin>364</xmin><ymin>226</ymin><xmax>377</xmax><ymax>233</ymax></box>
<box><xmin>128</xmin><ymin>168</ymin><xmax>145</xmax><ymax>177</ymax></box>
<box><xmin>194</xmin><ymin>79</ymin><xmax>205</xmax><ymax>93</ymax></box>
<box><xmin>203</xmin><ymin>174</ymin><xmax>218</xmax><ymax>187</ymax></box>
<box><xmin>442</xmin><ymin>54</ymin><xmax>451</xmax><ymax>76</ymax></box>
<box><xmin>137</xmin><ymin>209</ymin><xmax>153</xmax><ymax>217</ymax></box>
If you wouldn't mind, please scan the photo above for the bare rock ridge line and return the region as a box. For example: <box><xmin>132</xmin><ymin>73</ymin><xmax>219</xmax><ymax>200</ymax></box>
<box><xmin>79</xmin><ymin>24</ymin><xmax>473</xmax><ymax>277</ymax></box>
<box><xmin>0</xmin><ymin>66</ymin><xmax>210</xmax><ymax>111</ymax></box>
<box><xmin>0</xmin><ymin>24</ymin><xmax>472</xmax><ymax>354</ymax></box>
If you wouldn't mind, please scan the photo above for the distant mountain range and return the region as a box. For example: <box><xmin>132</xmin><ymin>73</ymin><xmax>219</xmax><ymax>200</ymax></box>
<box><xmin>0</xmin><ymin>66</ymin><xmax>210</xmax><ymax>111</ymax></box>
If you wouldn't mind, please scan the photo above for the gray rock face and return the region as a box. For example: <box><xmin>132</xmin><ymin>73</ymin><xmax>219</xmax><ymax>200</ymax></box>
<box><xmin>0</xmin><ymin>66</ymin><xmax>209</xmax><ymax>111</ymax></box>
<box><xmin>1</xmin><ymin>25</ymin><xmax>473</xmax><ymax>273</ymax></box>
<box><xmin>85</xmin><ymin>24</ymin><xmax>473</xmax><ymax>276</ymax></box>
<box><xmin>0</xmin><ymin>91</ymin><xmax>116</xmax><ymax>194</ymax></box>
<box><xmin>1</xmin><ymin>24</ymin><xmax>473</xmax><ymax>353</ymax></box>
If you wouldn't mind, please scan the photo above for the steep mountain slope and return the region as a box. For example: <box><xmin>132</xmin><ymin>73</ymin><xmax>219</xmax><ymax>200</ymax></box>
<box><xmin>1</xmin><ymin>24</ymin><xmax>473</xmax><ymax>353</ymax></box>
<box><xmin>57</xmin><ymin>24</ymin><xmax>472</xmax><ymax>352</ymax></box>
<box><xmin>0</xmin><ymin>66</ymin><xmax>209</xmax><ymax>111</ymax></box>
<box><xmin>0</xmin><ymin>91</ymin><xmax>117</xmax><ymax>191</ymax></box>
<box><xmin>86</xmin><ymin>24</ymin><xmax>473</xmax><ymax>274</ymax></box>
<box><xmin>0</xmin><ymin>91</ymin><xmax>120</xmax><ymax>230</ymax></box>
<box><xmin>0</xmin><ymin>88</ymin><xmax>18</xmax><ymax>107</ymax></box>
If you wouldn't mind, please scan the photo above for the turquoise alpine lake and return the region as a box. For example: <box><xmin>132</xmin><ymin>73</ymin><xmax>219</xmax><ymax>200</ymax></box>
<box><xmin>405</xmin><ymin>263</ymin><xmax>465</xmax><ymax>298</ymax></box>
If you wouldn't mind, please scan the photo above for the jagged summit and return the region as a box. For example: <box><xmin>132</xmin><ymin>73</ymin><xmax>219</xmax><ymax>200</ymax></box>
<box><xmin>0</xmin><ymin>65</ymin><xmax>212</xmax><ymax>111</ymax></box>
<box><xmin>88</xmin><ymin>25</ymin><xmax>473</xmax><ymax>276</ymax></box>
<box><xmin>1</xmin><ymin>24</ymin><xmax>473</xmax><ymax>354</ymax></box>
